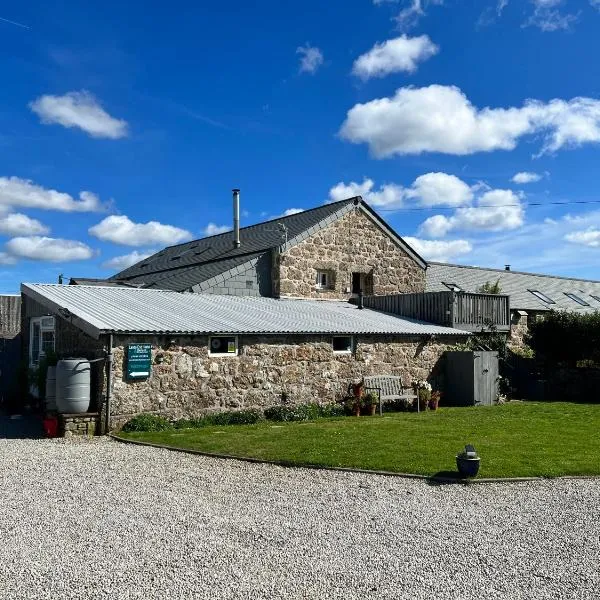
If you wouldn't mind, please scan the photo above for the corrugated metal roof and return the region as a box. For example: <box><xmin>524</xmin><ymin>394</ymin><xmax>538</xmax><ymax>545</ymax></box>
<box><xmin>426</xmin><ymin>262</ymin><xmax>600</xmax><ymax>313</ymax></box>
<box><xmin>22</xmin><ymin>283</ymin><xmax>468</xmax><ymax>339</ymax></box>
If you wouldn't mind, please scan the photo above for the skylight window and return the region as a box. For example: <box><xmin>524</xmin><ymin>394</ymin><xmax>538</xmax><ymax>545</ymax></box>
<box><xmin>529</xmin><ymin>290</ymin><xmax>555</xmax><ymax>304</ymax></box>
<box><xmin>564</xmin><ymin>293</ymin><xmax>590</xmax><ymax>306</ymax></box>
<box><xmin>591</xmin><ymin>295</ymin><xmax>600</xmax><ymax>303</ymax></box>
<box><xmin>442</xmin><ymin>282</ymin><xmax>463</xmax><ymax>292</ymax></box>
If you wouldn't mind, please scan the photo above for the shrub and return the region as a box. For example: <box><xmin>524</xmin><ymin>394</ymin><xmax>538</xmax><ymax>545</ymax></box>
<box><xmin>264</xmin><ymin>403</ymin><xmax>344</xmax><ymax>422</ymax></box>
<box><xmin>121</xmin><ymin>413</ymin><xmax>173</xmax><ymax>432</ymax></box>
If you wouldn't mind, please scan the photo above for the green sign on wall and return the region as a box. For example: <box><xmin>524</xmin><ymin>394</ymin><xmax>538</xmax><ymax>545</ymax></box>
<box><xmin>127</xmin><ymin>344</ymin><xmax>152</xmax><ymax>379</ymax></box>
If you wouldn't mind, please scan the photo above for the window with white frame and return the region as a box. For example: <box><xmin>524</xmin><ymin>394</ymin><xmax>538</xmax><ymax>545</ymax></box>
<box><xmin>332</xmin><ymin>336</ymin><xmax>353</xmax><ymax>354</ymax></box>
<box><xmin>208</xmin><ymin>336</ymin><xmax>238</xmax><ymax>356</ymax></box>
<box><xmin>315</xmin><ymin>270</ymin><xmax>334</xmax><ymax>290</ymax></box>
<box><xmin>29</xmin><ymin>316</ymin><xmax>55</xmax><ymax>366</ymax></box>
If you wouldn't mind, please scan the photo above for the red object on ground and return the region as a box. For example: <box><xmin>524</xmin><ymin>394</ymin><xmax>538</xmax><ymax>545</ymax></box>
<box><xmin>43</xmin><ymin>417</ymin><xmax>58</xmax><ymax>438</ymax></box>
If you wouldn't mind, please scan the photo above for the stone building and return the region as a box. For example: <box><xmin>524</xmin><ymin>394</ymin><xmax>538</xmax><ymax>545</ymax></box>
<box><xmin>21</xmin><ymin>284</ymin><xmax>467</xmax><ymax>431</ymax></box>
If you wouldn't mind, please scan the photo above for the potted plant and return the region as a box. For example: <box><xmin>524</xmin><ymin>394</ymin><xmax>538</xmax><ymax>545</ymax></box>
<box><xmin>429</xmin><ymin>390</ymin><xmax>441</xmax><ymax>411</ymax></box>
<box><xmin>362</xmin><ymin>391</ymin><xmax>378</xmax><ymax>416</ymax></box>
<box><xmin>412</xmin><ymin>379</ymin><xmax>432</xmax><ymax>411</ymax></box>
<box><xmin>456</xmin><ymin>445</ymin><xmax>481</xmax><ymax>478</ymax></box>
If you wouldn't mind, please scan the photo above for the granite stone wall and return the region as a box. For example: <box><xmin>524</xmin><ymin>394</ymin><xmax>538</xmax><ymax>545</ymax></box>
<box><xmin>108</xmin><ymin>333</ymin><xmax>465</xmax><ymax>427</ymax></box>
<box><xmin>275</xmin><ymin>208</ymin><xmax>426</xmax><ymax>300</ymax></box>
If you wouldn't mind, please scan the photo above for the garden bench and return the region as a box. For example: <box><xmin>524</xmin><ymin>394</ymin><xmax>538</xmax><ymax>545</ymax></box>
<box><xmin>363</xmin><ymin>376</ymin><xmax>419</xmax><ymax>416</ymax></box>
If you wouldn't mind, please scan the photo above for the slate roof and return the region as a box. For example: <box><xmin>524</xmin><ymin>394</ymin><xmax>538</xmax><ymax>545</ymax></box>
<box><xmin>108</xmin><ymin>197</ymin><xmax>426</xmax><ymax>291</ymax></box>
<box><xmin>22</xmin><ymin>283</ymin><xmax>467</xmax><ymax>340</ymax></box>
<box><xmin>426</xmin><ymin>262</ymin><xmax>600</xmax><ymax>313</ymax></box>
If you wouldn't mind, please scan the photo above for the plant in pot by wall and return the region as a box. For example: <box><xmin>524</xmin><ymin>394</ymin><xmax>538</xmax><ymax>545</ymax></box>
<box><xmin>412</xmin><ymin>380</ymin><xmax>432</xmax><ymax>411</ymax></box>
<box><xmin>362</xmin><ymin>391</ymin><xmax>378</xmax><ymax>416</ymax></box>
<box><xmin>429</xmin><ymin>390</ymin><xmax>441</xmax><ymax>411</ymax></box>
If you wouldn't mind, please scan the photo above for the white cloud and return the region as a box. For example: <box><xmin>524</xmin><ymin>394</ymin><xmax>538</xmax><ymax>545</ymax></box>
<box><xmin>29</xmin><ymin>91</ymin><xmax>128</xmax><ymax>139</ymax></box>
<box><xmin>4</xmin><ymin>237</ymin><xmax>93</xmax><ymax>262</ymax></box>
<box><xmin>352</xmin><ymin>35</ymin><xmax>438</xmax><ymax>79</ymax></box>
<box><xmin>373</xmin><ymin>0</ymin><xmax>444</xmax><ymax>30</ymax></box>
<box><xmin>296</xmin><ymin>45</ymin><xmax>324</xmax><ymax>74</ymax></box>
<box><xmin>329</xmin><ymin>178</ymin><xmax>404</xmax><ymax>208</ymax></box>
<box><xmin>0</xmin><ymin>213</ymin><xmax>49</xmax><ymax>236</ymax></box>
<box><xmin>524</xmin><ymin>0</ymin><xmax>579</xmax><ymax>31</ymax></box>
<box><xmin>404</xmin><ymin>237</ymin><xmax>473</xmax><ymax>262</ymax></box>
<box><xmin>0</xmin><ymin>177</ymin><xmax>105</xmax><ymax>212</ymax></box>
<box><xmin>339</xmin><ymin>84</ymin><xmax>600</xmax><ymax>157</ymax></box>
<box><xmin>202</xmin><ymin>223</ymin><xmax>231</xmax><ymax>236</ymax></box>
<box><xmin>102</xmin><ymin>250</ymin><xmax>154</xmax><ymax>270</ymax></box>
<box><xmin>0</xmin><ymin>252</ymin><xmax>17</xmax><ymax>265</ymax></box>
<box><xmin>564</xmin><ymin>227</ymin><xmax>600</xmax><ymax>248</ymax></box>
<box><xmin>89</xmin><ymin>215</ymin><xmax>192</xmax><ymax>247</ymax></box>
<box><xmin>281</xmin><ymin>208</ymin><xmax>304</xmax><ymax>217</ymax></box>
<box><xmin>511</xmin><ymin>171</ymin><xmax>542</xmax><ymax>184</ymax></box>
<box><xmin>419</xmin><ymin>189</ymin><xmax>525</xmax><ymax>237</ymax></box>
<box><xmin>592</xmin><ymin>0</ymin><xmax>600</xmax><ymax>10</ymax></box>
<box><xmin>406</xmin><ymin>172</ymin><xmax>473</xmax><ymax>207</ymax></box>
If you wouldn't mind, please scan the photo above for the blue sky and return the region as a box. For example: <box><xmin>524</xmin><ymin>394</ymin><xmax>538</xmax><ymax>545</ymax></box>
<box><xmin>1</xmin><ymin>0</ymin><xmax>600</xmax><ymax>292</ymax></box>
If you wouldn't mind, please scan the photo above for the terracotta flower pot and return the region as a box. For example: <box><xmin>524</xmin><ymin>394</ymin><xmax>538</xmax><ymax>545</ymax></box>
<box><xmin>428</xmin><ymin>399</ymin><xmax>439</xmax><ymax>411</ymax></box>
<box><xmin>366</xmin><ymin>403</ymin><xmax>377</xmax><ymax>416</ymax></box>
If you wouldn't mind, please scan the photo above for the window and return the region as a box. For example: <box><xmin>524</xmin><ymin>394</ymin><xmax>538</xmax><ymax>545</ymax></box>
<box><xmin>528</xmin><ymin>290</ymin><xmax>555</xmax><ymax>304</ymax></box>
<box><xmin>442</xmin><ymin>282</ymin><xmax>463</xmax><ymax>292</ymax></box>
<box><xmin>315</xmin><ymin>270</ymin><xmax>333</xmax><ymax>290</ymax></box>
<box><xmin>29</xmin><ymin>316</ymin><xmax>55</xmax><ymax>366</ymax></box>
<box><xmin>564</xmin><ymin>293</ymin><xmax>590</xmax><ymax>306</ymax></box>
<box><xmin>332</xmin><ymin>336</ymin><xmax>353</xmax><ymax>354</ymax></box>
<box><xmin>208</xmin><ymin>336</ymin><xmax>238</xmax><ymax>356</ymax></box>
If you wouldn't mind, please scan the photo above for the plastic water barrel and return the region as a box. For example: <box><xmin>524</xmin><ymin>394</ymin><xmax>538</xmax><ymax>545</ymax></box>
<box><xmin>45</xmin><ymin>366</ymin><xmax>57</xmax><ymax>412</ymax></box>
<box><xmin>56</xmin><ymin>358</ymin><xmax>91</xmax><ymax>414</ymax></box>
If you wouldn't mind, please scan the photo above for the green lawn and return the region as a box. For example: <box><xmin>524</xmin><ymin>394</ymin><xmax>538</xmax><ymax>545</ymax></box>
<box><xmin>117</xmin><ymin>403</ymin><xmax>600</xmax><ymax>478</ymax></box>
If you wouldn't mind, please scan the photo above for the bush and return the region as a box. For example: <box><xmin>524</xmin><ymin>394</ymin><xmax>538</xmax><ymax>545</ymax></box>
<box><xmin>121</xmin><ymin>413</ymin><xmax>174</xmax><ymax>432</ymax></box>
<box><xmin>264</xmin><ymin>403</ymin><xmax>344</xmax><ymax>422</ymax></box>
<box><xmin>173</xmin><ymin>409</ymin><xmax>264</xmax><ymax>430</ymax></box>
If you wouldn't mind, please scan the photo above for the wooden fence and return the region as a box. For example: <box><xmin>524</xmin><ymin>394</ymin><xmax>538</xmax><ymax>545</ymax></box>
<box><xmin>362</xmin><ymin>291</ymin><xmax>510</xmax><ymax>332</ymax></box>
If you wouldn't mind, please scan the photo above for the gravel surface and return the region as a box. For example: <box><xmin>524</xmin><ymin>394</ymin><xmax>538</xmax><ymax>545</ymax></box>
<box><xmin>0</xmin><ymin>436</ymin><xmax>598</xmax><ymax>600</ymax></box>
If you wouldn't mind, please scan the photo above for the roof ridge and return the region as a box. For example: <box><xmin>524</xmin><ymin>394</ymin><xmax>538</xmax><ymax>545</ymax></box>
<box><xmin>160</xmin><ymin>196</ymin><xmax>360</xmax><ymax>251</ymax></box>
<box><xmin>429</xmin><ymin>262</ymin><xmax>600</xmax><ymax>284</ymax></box>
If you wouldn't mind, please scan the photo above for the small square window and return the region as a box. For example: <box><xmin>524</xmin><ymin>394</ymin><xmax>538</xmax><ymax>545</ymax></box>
<box><xmin>316</xmin><ymin>270</ymin><xmax>333</xmax><ymax>290</ymax></box>
<box><xmin>209</xmin><ymin>336</ymin><xmax>238</xmax><ymax>356</ymax></box>
<box><xmin>332</xmin><ymin>336</ymin><xmax>353</xmax><ymax>353</ymax></box>
<box><xmin>564</xmin><ymin>293</ymin><xmax>590</xmax><ymax>307</ymax></box>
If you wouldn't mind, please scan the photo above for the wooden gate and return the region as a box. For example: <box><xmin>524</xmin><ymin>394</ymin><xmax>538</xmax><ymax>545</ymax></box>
<box><xmin>445</xmin><ymin>350</ymin><xmax>499</xmax><ymax>406</ymax></box>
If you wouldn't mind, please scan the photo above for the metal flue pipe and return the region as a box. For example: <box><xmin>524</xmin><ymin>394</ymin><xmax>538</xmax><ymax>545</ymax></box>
<box><xmin>233</xmin><ymin>189</ymin><xmax>241</xmax><ymax>248</ymax></box>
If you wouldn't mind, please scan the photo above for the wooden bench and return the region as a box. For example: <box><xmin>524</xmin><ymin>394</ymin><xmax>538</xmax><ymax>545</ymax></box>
<box><xmin>363</xmin><ymin>376</ymin><xmax>419</xmax><ymax>416</ymax></box>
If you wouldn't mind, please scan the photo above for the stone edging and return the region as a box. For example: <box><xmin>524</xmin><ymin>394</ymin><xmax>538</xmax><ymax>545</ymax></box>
<box><xmin>108</xmin><ymin>434</ymin><xmax>600</xmax><ymax>485</ymax></box>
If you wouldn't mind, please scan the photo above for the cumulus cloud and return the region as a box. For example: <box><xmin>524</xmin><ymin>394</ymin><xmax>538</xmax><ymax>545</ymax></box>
<box><xmin>511</xmin><ymin>171</ymin><xmax>543</xmax><ymax>184</ymax></box>
<box><xmin>373</xmin><ymin>0</ymin><xmax>444</xmax><ymax>30</ymax></box>
<box><xmin>202</xmin><ymin>223</ymin><xmax>231</xmax><ymax>236</ymax></box>
<box><xmin>89</xmin><ymin>215</ymin><xmax>192</xmax><ymax>247</ymax></box>
<box><xmin>0</xmin><ymin>177</ymin><xmax>105</xmax><ymax>212</ymax></box>
<box><xmin>0</xmin><ymin>213</ymin><xmax>49</xmax><ymax>236</ymax></box>
<box><xmin>296</xmin><ymin>45</ymin><xmax>324</xmax><ymax>74</ymax></box>
<box><xmin>5</xmin><ymin>237</ymin><xmax>93</xmax><ymax>262</ymax></box>
<box><xmin>403</xmin><ymin>237</ymin><xmax>473</xmax><ymax>262</ymax></box>
<box><xmin>0</xmin><ymin>252</ymin><xmax>17</xmax><ymax>265</ymax></box>
<box><xmin>29</xmin><ymin>91</ymin><xmax>128</xmax><ymax>139</ymax></box>
<box><xmin>564</xmin><ymin>227</ymin><xmax>600</xmax><ymax>248</ymax></box>
<box><xmin>329</xmin><ymin>178</ymin><xmax>404</xmax><ymax>208</ymax></box>
<box><xmin>339</xmin><ymin>84</ymin><xmax>600</xmax><ymax>157</ymax></box>
<box><xmin>328</xmin><ymin>172</ymin><xmax>473</xmax><ymax>210</ymax></box>
<box><xmin>405</xmin><ymin>172</ymin><xmax>474</xmax><ymax>207</ymax></box>
<box><xmin>352</xmin><ymin>35</ymin><xmax>438</xmax><ymax>79</ymax></box>
<box><xmin>418</xmin><ymin>189</ymin><xmax>525</xmax><ymax>237</ymax></box>
<box><xmin>103</xmin><ymin>250</ymin><xmax>154</xmax><ymax>270</ymax></box>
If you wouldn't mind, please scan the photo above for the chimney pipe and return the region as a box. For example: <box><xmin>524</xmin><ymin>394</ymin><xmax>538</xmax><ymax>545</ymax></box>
<box><xmin>232</xmin><ymin>189</ymin><xmax>240</xmax><ymax>249</ymax></box>
<box><xmin>505</xmin><ymin>264</ymin><xmax>511</xmax><ymax>271</ymax></box>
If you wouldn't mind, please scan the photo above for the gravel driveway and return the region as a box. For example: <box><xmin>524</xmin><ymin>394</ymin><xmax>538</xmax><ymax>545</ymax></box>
<box><xmin>0</xmin><ymin>436</ymin><xmax>598</xmax><ymax>600</ymax></box>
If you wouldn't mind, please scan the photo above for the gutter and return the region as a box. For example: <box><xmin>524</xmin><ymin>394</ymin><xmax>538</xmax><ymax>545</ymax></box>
<box><xmin>104</xmin><ymin>333</ymin><xmax>114</xmax><ymax>434</ymax></box>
